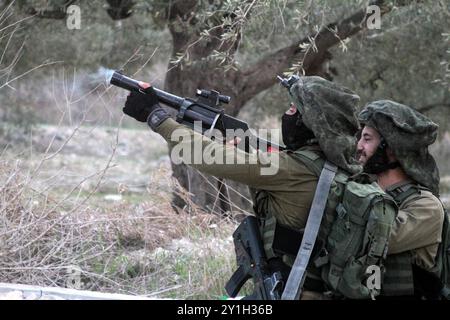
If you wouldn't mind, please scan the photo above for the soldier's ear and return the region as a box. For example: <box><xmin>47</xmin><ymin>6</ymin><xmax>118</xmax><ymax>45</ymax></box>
<box><xmin>386</xmin><ymin>147</ymin><xmax>397</xmax><ymax>162</ymax></box>
<box><xmin>378</xmin><ymin>135</ymin><xmax>387</xmax><ymax>149</ymax></box>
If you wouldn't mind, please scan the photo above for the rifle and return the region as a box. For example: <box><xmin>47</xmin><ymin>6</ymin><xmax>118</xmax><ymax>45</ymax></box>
<box><xmin>110</xmin><ymin>71</ymin><xmax>291</xmax><ymax>299</ymax></box>
<box><xmin>110</xmin><ymin>71</ymin><xmax>283</xmax><ymax>152</ymax></box>
<box><xmin>225</xmin><ymin>216</ymin><xmax>284</xmax><ymax>300</ymax></box>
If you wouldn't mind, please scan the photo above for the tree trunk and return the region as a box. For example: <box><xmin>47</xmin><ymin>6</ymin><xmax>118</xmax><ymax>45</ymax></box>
<box><xmin>163</xmin><ymin>0</ymin><xmax>410</xmax><ymax>214</ymax></box>
<box><xmin>23</xmin><ymin>0</ymin><xmax>420</xmax><ymax>214</ymax></box>
<box><xmin>164</xmin><ymin>19</ymin><xmax>252</xmax><ymax>214</ymax></box>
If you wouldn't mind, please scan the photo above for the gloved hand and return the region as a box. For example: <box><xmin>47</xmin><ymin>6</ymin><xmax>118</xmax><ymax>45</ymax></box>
<box><xmin>123</xmin><ymin>85</ymin><xmax>160</xmax><ymax>122</ymax></box>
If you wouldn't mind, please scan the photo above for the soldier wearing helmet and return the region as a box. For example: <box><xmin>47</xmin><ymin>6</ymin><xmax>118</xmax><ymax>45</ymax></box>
<box><xmin>357</xmin><ymin>100</ymin><xmax>446</xmax><ymax>299</ymax></box>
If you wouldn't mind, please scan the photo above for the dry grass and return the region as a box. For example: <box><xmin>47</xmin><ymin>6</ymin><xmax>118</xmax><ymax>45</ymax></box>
<box><xmin>2</xmin><ymin>0</ymin><xmax>446</xmax><ymax>300</ymax></box>
<box><xmin>0</xmin><ymin>155</ymin><xmax>239</xmax><ymax>299</ymax></box>
<box><xmin>0</xmin><ymin>3</ymin><xmax>240</xmax><ymax>296</ymax></box>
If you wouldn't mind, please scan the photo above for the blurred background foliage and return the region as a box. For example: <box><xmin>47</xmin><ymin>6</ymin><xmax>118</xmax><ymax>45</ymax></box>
<box><xmin>0</xmin><ymin>0</ymin><xmax>449</xmax><ymax>297</ymax></box>
<box><xmin>1</xmin><ymin>0</ymin><xmax>448</xmax><ymax>128</ymax></box>
<box><xmin>0</xmin><ymin>0</ymin><xmax>449</xmax><ymax>200</ymax></box>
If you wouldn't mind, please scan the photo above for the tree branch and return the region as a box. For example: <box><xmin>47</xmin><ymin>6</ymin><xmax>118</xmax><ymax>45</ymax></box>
<box><xmin>166</xmin><ymin>0</ymin><xmax>259</xmax><ymax>62</ymax></box>
<box><xmin>26</xmin><ymin>0</ymin><xmax>76</xmax><ymax>20</ymax></box>
<box><xmin>234</xmin><ymin>0</ymin><xmax>411</xmax><ymax>107</ymax></box>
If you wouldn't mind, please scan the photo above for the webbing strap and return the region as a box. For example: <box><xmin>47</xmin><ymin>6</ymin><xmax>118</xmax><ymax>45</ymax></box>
<box><xmin>281</xmin><ymin>161</ymin><xmax>338</xmax><ymax>300</ymax></box>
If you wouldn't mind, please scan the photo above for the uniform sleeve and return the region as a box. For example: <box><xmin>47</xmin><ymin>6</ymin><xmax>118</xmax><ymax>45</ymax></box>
<box><xmin>154</xmin><ymin>118</ymin><xmax>297</xmax><ymax>190</ymax></box>
<box><xmin>387</xmin><ymin>192</ymin><xmax>444</xmax><ymax>255</ymax></box>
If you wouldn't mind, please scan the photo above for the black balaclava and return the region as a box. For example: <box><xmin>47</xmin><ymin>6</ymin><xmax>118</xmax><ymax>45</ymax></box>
<box><xmin>281</xmin><ymin>105</ymin><xmax>315</xmax><ymax>150</ymax></box>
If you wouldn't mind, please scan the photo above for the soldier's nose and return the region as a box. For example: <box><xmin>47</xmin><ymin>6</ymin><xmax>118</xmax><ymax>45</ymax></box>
<box><xmin>356</xmin><ymin>140</ymin><xmax>363</xmax><ymax>151</ymax></box>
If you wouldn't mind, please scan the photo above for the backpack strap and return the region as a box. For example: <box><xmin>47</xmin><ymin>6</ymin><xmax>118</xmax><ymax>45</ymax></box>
<box><xmin>383</xmin><ymin>182</ymin><xmax>418</xmax><ymax>297</ymax></box>
<box><xmin>386</xmin><ymin>183</ymin><xmax>421</xmax><ymax>206</ymax></box>
<box><xmin>251</xmin><ymin>189</ymin><xmax>277</xmax><ymax>260</ymax></box>
<box><xmin>281</xmin><ymin>161</ymin><xmax>338</xmax><ymax>300</ymax></box>
<box><xmin>290</xmin><ymin>149</ymin><xmax>324</xmax><ymax>177</ymax></box>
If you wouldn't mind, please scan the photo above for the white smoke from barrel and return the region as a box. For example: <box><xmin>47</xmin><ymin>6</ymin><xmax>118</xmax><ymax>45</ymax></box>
<box><xmin>89</xmin><ymin>66</ymin><xmax>115</xmax><ymax>87</ymax></box>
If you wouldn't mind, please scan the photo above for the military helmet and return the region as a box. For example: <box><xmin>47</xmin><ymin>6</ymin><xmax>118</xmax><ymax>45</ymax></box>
<box><xmin>359</xmin><ymin>100</ymin><xmax>440</xmax><ymax>195</ymax></box>
<box><xmin>288</xmin><ymin>76</ymin><xmax>362</xmax><ymax>174</ymax></box>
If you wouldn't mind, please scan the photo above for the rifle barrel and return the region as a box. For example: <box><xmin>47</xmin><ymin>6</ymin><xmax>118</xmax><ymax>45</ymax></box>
<box><xmin>110</xmin><ymin>71</ymin><xmax>185</xmax><ymax>108</ymax></box>
<box><xmin>110</xmin><ymin>71</ymin><xmax>284</xmax><ymax>151</ymax></box>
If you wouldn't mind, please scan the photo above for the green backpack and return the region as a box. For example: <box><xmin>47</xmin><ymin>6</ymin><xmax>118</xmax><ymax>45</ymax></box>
<box><xmin>318</xmin><ymin>180</ymin><xmax>397</xmax><ymax>299</ymax></box>
<box><xmin>289</xmin><ymin>150</ymin><xmax>398</xmax><ymax>299</ymax></box>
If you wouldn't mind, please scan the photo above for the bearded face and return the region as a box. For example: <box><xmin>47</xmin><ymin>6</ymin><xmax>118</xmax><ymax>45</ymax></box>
<box><xmin>356</xmin><ymin>126</ymin><xmax>394</xmax><ymax>174</ymax></box>
<box><xmin>356</xmin><ymin>126</ymin><xmax>382</xmax><ymax>166</ymax></box>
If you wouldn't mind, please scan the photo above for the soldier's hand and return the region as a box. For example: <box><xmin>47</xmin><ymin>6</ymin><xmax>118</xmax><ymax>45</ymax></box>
<box><xmin>123</xmin><ymin>82</ymin><xmax>160</xmax><ymax>122</ymax></box>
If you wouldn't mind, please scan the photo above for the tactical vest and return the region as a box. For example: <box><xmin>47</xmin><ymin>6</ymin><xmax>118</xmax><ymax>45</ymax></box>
<box><xmin>383</xmin><ymin>183</ymin><xmax>450</xmax><ymax>299</ymax></box>
<box><xmin>253</xmin><ymin>148</ymin><xmax>397</xmax><ymax>299</ymax></box>
<box><xmin>252</xmin><ymin>149</ymin><xmax>346</xmax><ymax>263</ymax></box>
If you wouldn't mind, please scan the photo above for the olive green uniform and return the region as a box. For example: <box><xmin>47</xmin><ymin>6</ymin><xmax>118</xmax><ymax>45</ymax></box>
<box><xmin>152</xmin><ymin>75</ymin><xmax>363</xmax><ymax>234</ymax></box>
<box><xmin>386</xmin><ymin>181</ymin><xmax>445</xmax><ymax>271</ymax></box>
<box><xmin>151</xmin><ymin>76</ymin><xmax>388</xmax><ymax>299</ymax></box>
<box><xmin>155</xmin><ymin>117</ymin><xmax>398</xmax><ymax>300</ymax></box>
<box><xmin>155</xmin><ymin>117</ymin><xmax>317</xmax><ymax>230</ymax></box>
<box><xmin>359</xmin><ymin>100</ymin><xmax>445</xmax><ymax>298</ymax></box>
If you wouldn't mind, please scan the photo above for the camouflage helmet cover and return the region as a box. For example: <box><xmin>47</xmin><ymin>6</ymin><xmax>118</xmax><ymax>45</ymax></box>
<box><xmin>359</xmin><ymin>100</ymin><xmax>440</xmax><ymax>195</ymax></box>
<box><xmin>289</xmin><ymin>76</ymin><xmax>362</xmax><ymax>174</ymax></box>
